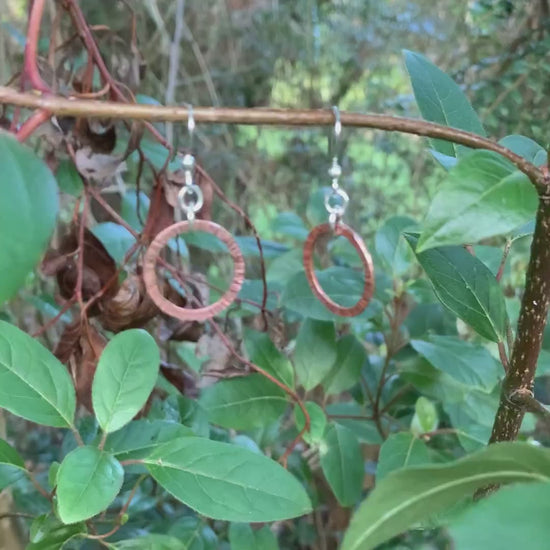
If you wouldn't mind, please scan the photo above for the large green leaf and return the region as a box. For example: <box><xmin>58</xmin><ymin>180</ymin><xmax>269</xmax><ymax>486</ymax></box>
<box><xmin>403</xmin><ymin>50</ymin><xmax>485</xmax><ymax>157</ymax></box>
<box><xmin>92</xmin><ymin>329</ymin><xmax>160</xmax><ymax>433</ymax></box>
<box><xmin>411</xmin><ymin>335</ymin><xmax>500</xmax><ymax>392</ymax></box>
<box><xmin>199</xmin><ymin>374</ymin><xmax>288</xmax><ymax>430</ymax></box>
<box><xmin>244</xmin><ymin>330</ymin><xmax>294</xmax><ymax>388</ymax></box>
<box><xmin>449</xmin><ymin>482</ymin><xmax>550</xmax><ymax>550</ymax></box>
<box><xmin>0</xmin><ymin>321</ymin><xmax>75</xmax><ymax>427</ymax></box>
<box><xmin>320</xmin><ymin>424</ymin><xmax>364</xmax><ymax>507</ymax></box>
<box><xmin>293</xmin><ymin>319</ymin><xmax>337</xmax><ymax>391</ymax></box>
<box><xmin>323</xmin><ymin>334</ymin><xmax>367</xmax><ymax>395</ymax></box>
<box><xmin>342</xmin><ymin>442</ymin><xmax>550</xmax><ymax>550</ymax></box>
<box><xmin>376</xmin><ymin>433</ymin><xmax>430</xmax><ymax>481</ymax></box>
<box><xmin>229</xmin><ymin>523</ymin><xmax>279</xmax><ymax>550</ymax></box>
<box><xmin>144</xmin><ymin>437</ymin><xmax>312</xmax><ymax>521</ymax></box>
<box><xmin>417</xmin><ymin>151</ymin><xmax>537</xmax><ymax>251</ymax></box>
<box><xmin>56</xmin><ymin>446</ymin><xmax>123</xmax><ymax>524</ymax></box>
<box><xmin>0</xmin><ymin>133</ymin><xmax>59</xmax><ymax>303</ymax></box>
<box><xmin>0</xmin><ymin>437</ymin><xmax>26</xmax><ymax>490</ymax></box>
<box><xmin>405</xmin><ymin>234</ymin><xmax>508</xmax><ymax>342</ymax></box>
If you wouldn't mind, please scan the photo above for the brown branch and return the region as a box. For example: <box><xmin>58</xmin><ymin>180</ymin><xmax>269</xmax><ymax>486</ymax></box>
<box><xmin>490</xmin><ymin>194</ymin><xmax>550</xmax><ymax>444</ymax></box>
<box><xmin>0</xmin><ymin>87</ymin><xmax>544</xmax><ymax>190</ymax></box>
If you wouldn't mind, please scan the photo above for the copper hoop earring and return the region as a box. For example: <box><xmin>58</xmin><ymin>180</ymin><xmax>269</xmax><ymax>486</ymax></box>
<box><xmin>303</xmin><ymin>222</ymin><xmax>374</xmax><ymax>317</ymax></box>
<box><xmin>143</xmin><ymin>107</ymin><xmax>245</xmax><ymax>322</ymax></box>
<box><xmin>143</xmin><ymin>219</ymin><xmax>245</xmax><ymax>322</ymax></box>
<box><xmin>303</xmin><ymin>106</ymin><xmax>375</xmax><ymax>317</ymax></box>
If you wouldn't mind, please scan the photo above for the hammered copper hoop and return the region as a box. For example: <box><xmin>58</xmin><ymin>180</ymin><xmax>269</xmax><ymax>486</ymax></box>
<box><xmin>303</xmin><ymin>222</ymin><xmax>374</xmax><ymax>317</ymax></box>
<box><xmin>143</xmin><ymin>220</ymin><xmax>245</xmax><ymax>322</ymax></box>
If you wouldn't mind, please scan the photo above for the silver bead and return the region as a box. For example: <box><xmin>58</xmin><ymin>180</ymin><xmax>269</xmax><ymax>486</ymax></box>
<box><xmin>182</xmin><ymin>154</ymin><xmax>195</xmax><ymax>169</ymax></box>
<box><xmin>328</xmin><ymin>161</ymin><xmax>342</xmax><ymax>179</ymax></box>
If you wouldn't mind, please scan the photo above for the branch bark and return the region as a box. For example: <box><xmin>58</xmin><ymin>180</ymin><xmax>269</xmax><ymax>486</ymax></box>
<box><xmin>0</xmin><ymin>86</ymin><xmax>544</xmax><ymax>189</ymax></box>
<box><xmin>490</xmin><ymin>194</ymin><xmax>550</xmax><ymax>442</ymax></box>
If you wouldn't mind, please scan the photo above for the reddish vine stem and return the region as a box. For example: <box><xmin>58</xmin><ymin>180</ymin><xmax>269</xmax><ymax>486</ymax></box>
<box><xmin>32</xmin><ymin>297</ymin><xmax>75</xmax><ymax>337</ymax></box>
<box><xmin>15</xmin><ymin>109</ymin><xmax>51</xmax><ymax>141</ymax></box>
<box><xmin>23</xmin><ymin>0</ymin><xmax>50</xmax><ymax>92</ymax></box>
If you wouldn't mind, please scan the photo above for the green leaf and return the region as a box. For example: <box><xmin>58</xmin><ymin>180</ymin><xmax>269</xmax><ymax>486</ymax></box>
<box><xmin>91</xmin><ymin>222</ymin><xmax>136</xmax><ymax>264</ymax></box>
<box><xmin>342</xmin><ymin>442</ymin><xmax>550</xmax><ymax>550</ymax></box>
<box><xmin>294</xmin><ymin>401</ymin><xmax>327</xmax><ymax>445</ymax></box>
<box><xmin>244</xmin><ymin>330</ymin><xmax>294</xmax><ymax>388</ymax></box>
<box><xmin>281</xmin><ymin>267</ymin><xmax>378</xmax><ymax>322</ymax></box>
<box><xmin>320</xmin><ymin>424</ymin><xmax>364</xmax><ymax>507</ymax></box>
<box><xmin>144</xmin><ymin>437</ymin><xmax>312</xmax><ymax>521</ymax></box>
<box><xmin>376</xmin><ymin>433</ymin><xmax>430</xmax><ymax>481</ymax></box>
<box><xmin>113</xmin><ymin>534</ymin><xmax>187</xmax><ymax>549</ymax></box>
<box><xmin>230</xmin><ymin>523</ymin><xmax>279</xmax><ymax>550</ymax></box>
<box><xmin>56</xmin><ymin>446</ymin><xmax>123</xmax><ymax>524</ymax></box>
<box><xmin>327</xmin><ymin>403</ymin><xmax>384</xmax><ymax>444</ymax></box>
<box><xmin>411</xmin><ymin>396</ymin><xmax>438</xmax><ymax>434</ymax></box>
<box><xmin>55</xmin><ymin>159</ymin><xmax>83</xmax><ymax>196</ymax></box>
<box><xmin>293</xmin><ymin>319</ymin><xmax>337</xmax><ymax>391</ymax></box>
<box><xmin>0</xmin><ymin>437</ymin><xmax>25</xmax><ymax>490</ymax></box>
<box><xmin>323</xmin><ymin>334</ymin><xmax>368</xmax><ymax>395</ymax></box>
<box><xmin>499</xmin><ymin>135</ymin><xmax>546</xmax><ymax>166</ymax></box>
<box><xmin>411</xmin><ymin>335</ymin><xmax>500</xmax><ymax>392</ymax></box>
<box><xmin>448</xmin><ymin>482</ymin><xmax>550</xmax><ymax>550</ymax></box>
<box><xmin>405</xmin><ymin>234</ymin><xmax>508</xmax><ymax>342</ymax></box>
<box><xmin>199</xmin><ymin>374</ymin><xmax>288</xmax><ymax>430</ymax></box>
<box><xmin>92</xmin><ymin>329</ymin><xmax>160</xmax><ymax>433</ymax></box>
<box><xmin>121</xmin><ymin>191</ymin><xmax>150</xmax><ymax>230</ymax></box>
<box><xmin>403</xmin><ymin>50</ymin><xmax>485</xmax><ymax>157</ymax></box>
<box><xmin>375</xmin><ymin>216</ymin><xmax>417</xmax><ymax>275</ymax></box>
<box><xmin>103</xmin><ymin>419</ymin><xmax>192</xmax><ymax>460</ymax></box>
<box><xmin>417</xmin><ymin>151</ymin><xmax>537</xmax><ymax>251</ymax></box>
<box><xmin>271</xmin><ymin>211</ymin><xmax>309</xmax><ymax>241</ymax></box>
<box><xmin>168</xmin><ymin>516</ymin><xmax>218</xmax><ymax>550</ymax></box>
<box><xmin>0</xmin><ymin>133</ymin><xmax>59</xmax><ymax>303</ymax></box>
<box><xmin>28</xmin><ymin>514</ymin><xmax>86</xmax><ymax>550</ymax></box>
<box><xmin>0</xmin><ymin>321</ymin><xmax>76</xmax><ymax>428</ymax></box>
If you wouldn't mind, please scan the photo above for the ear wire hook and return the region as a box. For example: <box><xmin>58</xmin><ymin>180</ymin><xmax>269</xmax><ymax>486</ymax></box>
<box><xmin>325</xmin><ymin>105</ymin><xmax>348</xmax><ymax>227</ymax></box>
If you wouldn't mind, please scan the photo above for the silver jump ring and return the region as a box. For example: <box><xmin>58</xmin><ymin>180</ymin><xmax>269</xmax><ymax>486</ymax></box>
<box><xmin>178</xmin><ymin>184</ymin><xmax>204</xmax><ymax>216</ymax></box>
<box><xmin>324</xmin><ymin>187</ymin><xmax>349</xmax><ymax>217</ymax></box>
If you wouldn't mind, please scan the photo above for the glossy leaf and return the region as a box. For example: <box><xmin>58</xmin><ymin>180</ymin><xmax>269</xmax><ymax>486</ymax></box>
<box><xmin>403</xmin><ymin>50</ymin><xmax>485</xmax><ymax>157</ymax></box>
<box><xmin>0</xmin><ymin>437</ymin><xmax>25</xmax><ymax>490</ymax></box>
<box><xmin>293</xmin><ymin>319</ymin><xmax>337</xmax><ymax>391</ymax></box>
<box><xmin>168</xmin><ymin>515</ymin><xmax>218</xmax><ymax>550</ymax></box>
<box><xmin>405</xmin><ymin>234</ymin><xmax>507</xmax><ymax>342</ymax></box>
<box><xmin>411</xmin><ymin>335</ymin><xmax>500</xmax><ymax>392</ymax></box>
<box><xmin>320</xmin><ymin>424</ymin><xmax>364</xmax><ymax>507</ymax></box>
<box><xmin>449</xmin><ymin>482</ymin><xmax>550</xmax><ymax>550</ymax></box>
<box><xmin>323</xmin><ymin>334</ymin><xmax>368</xmax><ymax>395</ymax></box>
<box><xmin>92</xmin><ymin>329</ymin><xmax>160</xmax><ymax>433</ymax></box>
<box><xmin>376</xmin><ymin>433</ymin><xmax>430</xmax><ymax>481</ymax></box>
<box><xmin>199</xmin><ymin>374</ymin><xmax>288</xmax><ymax>430</ymax></box>
<box><xmin>0</xmin><ymin>133</ymin><xmax>59</xmax><ymax>303</ymax></box>
<box><xmin>417</xmin><ymin>151</ymin><xmax>537</xmax><ymax>251</ymax></box>
<box><xmin>144</xmin><ymin>437</ymin><xmax>312</xmax><ymax>521</ymax></box>
<box><xmin>294</xmin><ymin>401</ymin><xmax>327</xmax><ymax>444</ymax></box>
<box><xmin>342</xmin><ymin>442</ymin><xmax>550</xmax><ymax>550</ymax></box>
<box><xmin>229</xmin><ymin>523</ymin><xmax>279</xmax><ymax>550</ymax></box>
<box><xmin>56</xmin><ymin>446</ymin><xmax>123</xmax><ymax>524</ymax></box>
<box><xmin>244</xmin><ymin>330</ymin><xmax>294</xmax><ymax>388</ymax></box>
<box><xmin>0</xmin><ymin>321</ymin><xmax>75</xmax><ymax>427</ymax></box>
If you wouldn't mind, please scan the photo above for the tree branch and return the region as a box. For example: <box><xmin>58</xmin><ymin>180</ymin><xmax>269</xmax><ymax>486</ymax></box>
<box><xmin>0</xmin><ymin>86</ymin><xmax>544</xmax><ymax>190</ymax></box>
